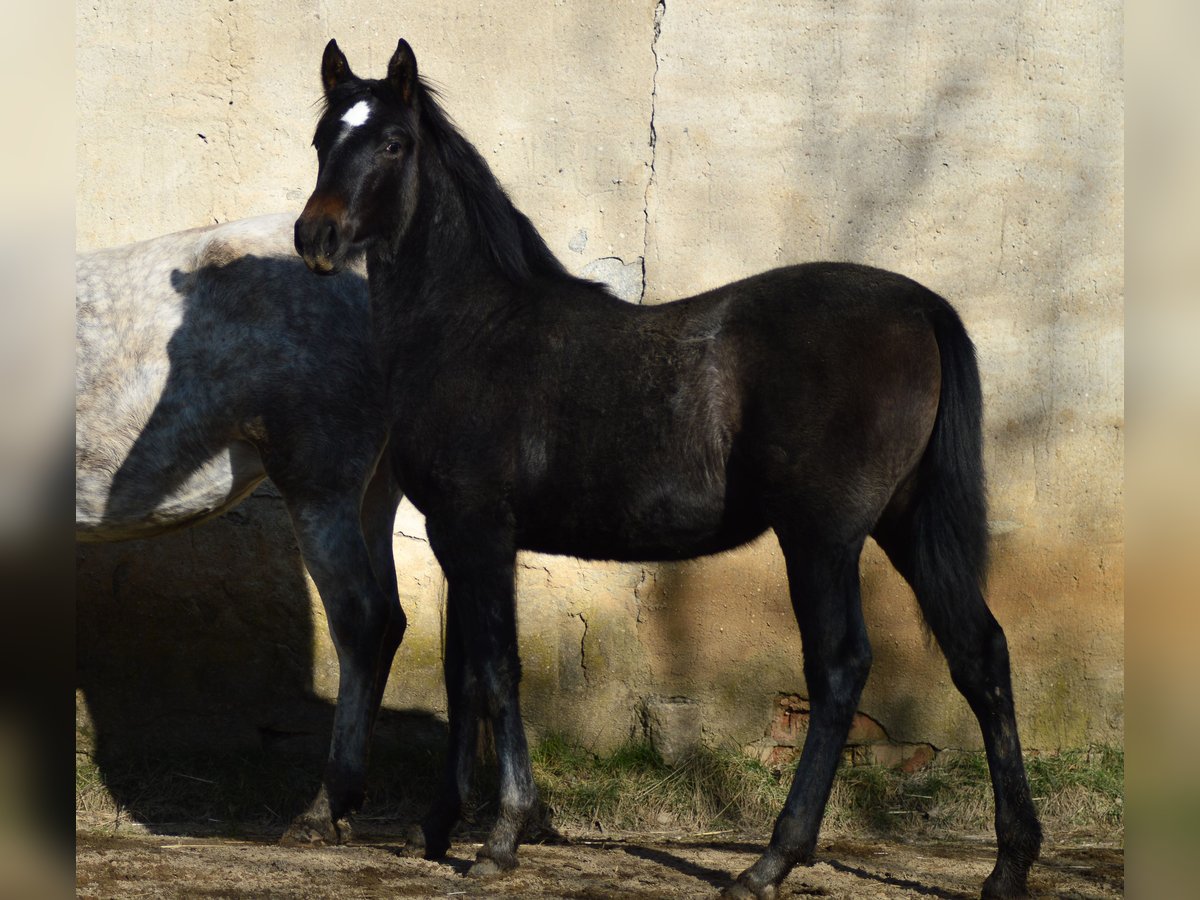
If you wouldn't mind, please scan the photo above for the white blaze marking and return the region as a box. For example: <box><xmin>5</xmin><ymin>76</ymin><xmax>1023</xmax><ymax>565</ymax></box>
<box><xmin>341</xmin><ymin>100</ymin><xmax>371</xmax><ymax>130</ymax></box>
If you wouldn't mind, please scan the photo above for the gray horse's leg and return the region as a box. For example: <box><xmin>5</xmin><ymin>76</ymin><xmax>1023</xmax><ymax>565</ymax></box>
<box><xmin>361</xmin><ymin>460</ymin><xmax>402</xmax><ymax>599</ymax></box>
<box><xmin>277</xmin><ymin>471</ymin><xmax>406</xmax><ymax>844</ymax></box>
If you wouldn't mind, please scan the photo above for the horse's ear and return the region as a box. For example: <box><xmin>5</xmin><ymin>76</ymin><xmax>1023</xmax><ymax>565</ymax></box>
<box><xmin>387</xmin><ymin>39</ymin><xmax>418</xmax><ymax>106</ymax></box>
<box><xmin>321</xmin><ymin>39</ymin><xmax>353</xmax><ymax>95</ymax></box>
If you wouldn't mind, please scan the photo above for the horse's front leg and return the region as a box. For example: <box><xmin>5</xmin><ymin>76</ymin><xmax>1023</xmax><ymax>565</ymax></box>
<box><xmin>401</xmin><ymin>602</ymin><xmax>482</xmax><ymax>859</ymax></box>
<box><xmin>425</xmin><ymin>513</ymin><xmax>537</xmax><ymax>875</ymax></box>
<box><xmin>278</xmin><ymin>486</ymin><xmax>407</xmax><ymax>845</ymax></box>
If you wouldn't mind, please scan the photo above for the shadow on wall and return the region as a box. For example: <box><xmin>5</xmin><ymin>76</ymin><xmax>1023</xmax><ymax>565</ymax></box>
<box><xmin>76</xmin><ymin>486</ymin><xmax>446</xmax><ymax>828</ymax></box>
<box><xmin>634</xmin><ymin>535</ymin><xmax>800</xmax><ymax>750</ymax></box>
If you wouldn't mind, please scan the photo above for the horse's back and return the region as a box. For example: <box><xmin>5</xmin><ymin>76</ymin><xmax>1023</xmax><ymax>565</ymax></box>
<box><xmin>491</xmin><ymin>264</ymin><xmax>944</xmax><ymax>557</ymax></box>
<box><xmin>75</xmin><ymin>215</ymin><xmax>378</xmax><ymax>540</ymax></box>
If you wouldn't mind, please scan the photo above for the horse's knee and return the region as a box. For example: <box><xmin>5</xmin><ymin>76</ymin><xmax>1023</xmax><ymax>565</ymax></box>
<box><xmin>384</xmin><ymin>600</ymin><xmax>408</xmax><ymax>645</ymax></box>
<box><xmin>478</xmin><ymin>653</ymin><xmax>523</xmax><ymax>718</ymax></box>
<box><xmin>808</xmin><ymin>639</ymin><xmax>872</xmax><ymax>717</ymax></box>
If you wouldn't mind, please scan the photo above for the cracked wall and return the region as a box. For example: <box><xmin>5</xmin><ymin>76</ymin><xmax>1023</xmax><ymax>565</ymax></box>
<box><xmin>77</xmin><ymin>2</ymin><xmax>1123</xmax><ymax>759</ymax></box>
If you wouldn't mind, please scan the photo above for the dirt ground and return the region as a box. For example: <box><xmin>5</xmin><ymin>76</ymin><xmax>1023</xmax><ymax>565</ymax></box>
<box><xmin>76</xmin><ymin>825</ymin><xmax>1122</xmax><ymax>899</ymax></box>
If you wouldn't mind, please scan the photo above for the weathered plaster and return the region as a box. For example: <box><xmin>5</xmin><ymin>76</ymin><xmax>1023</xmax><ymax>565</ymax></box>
<box><xmin>77</xmin><ymin>1</ymin><xmax>1123</xmax><ymax>759</ymax></box>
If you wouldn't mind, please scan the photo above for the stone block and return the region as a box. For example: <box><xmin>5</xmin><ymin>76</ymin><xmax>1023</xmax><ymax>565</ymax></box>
<box><xmin>642</xmin><ymin>696</ymin><xmax>703</xmax><ymax>766</ymax></box>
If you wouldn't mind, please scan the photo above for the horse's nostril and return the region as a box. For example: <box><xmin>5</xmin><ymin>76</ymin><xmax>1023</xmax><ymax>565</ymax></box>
<box><xmin>322</xmin><ymin>222</ymin><xmax>339</xmax><ymax>258</ymax></box>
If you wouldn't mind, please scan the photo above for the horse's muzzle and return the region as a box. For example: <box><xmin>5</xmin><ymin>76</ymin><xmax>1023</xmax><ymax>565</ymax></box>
<box><xmin>295</xmin><ymin>193</ymin><xmax>350</xmax><ymax>275</ymax></box>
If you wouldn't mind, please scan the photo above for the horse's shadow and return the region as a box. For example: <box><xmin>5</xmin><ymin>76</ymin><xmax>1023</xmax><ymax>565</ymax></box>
<box><xmin>619</xmin><ymin>843</ymin><xmax>733</xmax><ymax>890</ymax></box>
<box><xmin>76</xmin><ymin>485</ymin><xmax>445</xmax><ymax>832</ymax></box>
<box><xmin>618</xmin><ymin>841</ymin><xmax>973</xmax><ymax>898</ymax></box>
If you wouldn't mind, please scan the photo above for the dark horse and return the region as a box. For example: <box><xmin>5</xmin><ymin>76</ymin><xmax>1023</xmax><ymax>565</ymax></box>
<box><xmin>294</xmin><ymin>39</ymin><xmax>1042</xmax><ymax>899</ymax></box>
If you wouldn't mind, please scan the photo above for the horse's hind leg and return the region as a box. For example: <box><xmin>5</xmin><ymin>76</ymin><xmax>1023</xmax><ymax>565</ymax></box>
<box><xmin>729</xmin><ymin>534</ymin><xmax>872</xmax><ymax>899</ymax></box>
<box><xmin>277</xmin><ymin>469</ymin><xmax>407</xmax><ymax>845</ymax></box>
<box><xmin>874</xmin><ymin>518</ymin><xmax>1041</xmax><ymax>898</ymax></box>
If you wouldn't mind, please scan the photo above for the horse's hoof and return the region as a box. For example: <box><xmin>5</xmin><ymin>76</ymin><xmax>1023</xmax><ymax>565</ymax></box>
<box><xmin>398</xmin><ymin>841</ymin><xmax>425</xmax><ymax>858</ymax></box>
<box><xmin>401</xmin><ymin>823</ymin><xmax>451</xmax><ymax>860</ymax></box>
<box><xmin>468</xmin><ymin>857</ymin><xmax>501</xmax><ymax>878</ymax></box>
<box><xmin>280</xmin><ymin>827</ymin><xmax>327</xmax><ymax>847</ymax></box>
<box><xmin>468</xmin><ymin>851</ymin><xmax>516</xmax><ymax>878</ymax></box>
<box><xmin>981</xmin><ymin>871</ymin><xmax>1031</xmax><ymax>900</ymax></box>
<box><xmin>280</xmin><ymin>812</ymin><xmax>351</xmax><ymax>846</ymax></box>
<box><xmin>721</xmin><ymin>878</ymin><xmax>776</xmax><ymax>899</ymax></box>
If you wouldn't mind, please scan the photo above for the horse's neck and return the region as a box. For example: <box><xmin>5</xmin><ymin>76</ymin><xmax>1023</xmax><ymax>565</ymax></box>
<box><xmin>366</xmin><ymin>257</ymin><xmax>495</xmax><ymax>388</ymax></box>
<box><xmin>368</xmin><ymin>157</ymin><xmax>517</xmax><ymax>331</ymax></box>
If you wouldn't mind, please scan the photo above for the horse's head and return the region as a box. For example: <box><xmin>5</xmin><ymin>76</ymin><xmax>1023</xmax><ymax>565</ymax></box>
<box><xmin>295</xmin><ymin>38</ymin><xmax>422</xmax><ymax>275</ymax></box>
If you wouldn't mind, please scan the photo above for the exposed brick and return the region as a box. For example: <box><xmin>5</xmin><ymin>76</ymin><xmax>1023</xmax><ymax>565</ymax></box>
<box><xmin>846</xmin><ymin>712</ymin><xmax>888</xmax><ymax>744</ymax></box>
<box><xmin>765</xmin><ymin>745</ymin><xmax>801</xmax><ymax>768</ymax></box>
<box><xmin>769</xmin><ymin>694</ymin><xmax>810</xmax><ymax>746</ymax></box>
<box><xmin>899</xmin><ymin>744</ymin><xmax>936</xmax><ymax>773</ymax></box>
<box><xmin>865</xmin><ymin>742</ymin><xmax>936</xmax><ymax>772</ymax></box>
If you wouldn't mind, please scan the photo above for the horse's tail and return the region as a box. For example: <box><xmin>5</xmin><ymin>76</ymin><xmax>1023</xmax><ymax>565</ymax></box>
<box><xmin>875</xmin><ymin>295</ymin><xmax>990</xmax><ymax>632</ymax></box>
<box><xmin>874</xmin><ymin>292</ymin><xmax>1044</xmax><ymax>877</ymax></box>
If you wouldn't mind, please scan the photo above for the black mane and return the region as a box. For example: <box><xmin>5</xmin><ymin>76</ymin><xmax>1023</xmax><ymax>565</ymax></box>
<box><xmin>414</xmin><ymin>79</ymin><xmax>576</xmax><ymax>285</ymax></box>
<box><xmin>319</xmin><ymin>72</ymin><xmax>585</xmax><ymax>288</ymax></box>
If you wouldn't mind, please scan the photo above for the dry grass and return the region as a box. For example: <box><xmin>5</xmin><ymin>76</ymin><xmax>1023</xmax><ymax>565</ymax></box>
<box><xmin>76</xmin><ymin>736</ymin><xmax>1123</xmax><ymax>845</ymax></box>
<box><xmin>821</xmin><ymin>745</ymin><xmax>1123</xmax><ymax>841</ymax></box>
<box><xmin>533</xmin><ymin>738</ymin><xmax>1123</xmax><ymax>843</ymax></box>
<box><xmin>531</xmin><ymin>734</ymin><xmax>787</xmax><ymax>833</ymax></box>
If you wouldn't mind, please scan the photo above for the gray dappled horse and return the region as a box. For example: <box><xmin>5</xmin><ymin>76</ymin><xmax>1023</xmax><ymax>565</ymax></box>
<box><xmin>294</xmin><ymin>40</ymin><xmax>1042</xmax><ymax>900</ymax></box>
<box><xmin>76</xmin><ymin>213</ymin><xmax>406</xmax><ymax>844</ymax></box>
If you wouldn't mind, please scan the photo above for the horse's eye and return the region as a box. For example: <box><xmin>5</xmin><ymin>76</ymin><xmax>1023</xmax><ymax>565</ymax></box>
<box><xmin>384</xmin><ymin>141</ymin><xmax>404</xmax><ymax>156</ymax></box>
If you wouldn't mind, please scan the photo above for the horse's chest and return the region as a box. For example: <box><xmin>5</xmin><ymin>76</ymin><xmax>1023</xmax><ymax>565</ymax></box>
<box><xmin>386</xmin><ymin>400</ymin><xmax>512</xmax><ymax>514</ymax></box>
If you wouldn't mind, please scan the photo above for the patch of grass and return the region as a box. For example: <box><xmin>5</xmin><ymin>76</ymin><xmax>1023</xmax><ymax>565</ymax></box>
<box><xmin>825</xmin><ymin>753</ymin><xmax>995</xmax><ymax>836</ymax></box>
<box><xmin>76</xmin><ymin>750</ymin><xmax>320</xmax><ymax>833</ymax></box>
<box><xmin>75</xmin><ymin>753</ymin><xmax>110</xmax><ymax>814</ymax></box>
<box><xmin>817</xmin><ymin>745</ymin><xmax>1121</xmax><ymax>841</ymax></box>
<box><xmin>76</xmin><ymin>737</ymin><xmax>1123</xmax><ymax>844</ymax></box>
<box><xmin>533</xmin><ymin>736</ymin><xmax>787</xmax><ymax>832</ymax></box>
<box><xmin>530</xmin><ymin>737</ymin><xmax>1123</xmax><ymax>842</ymax></box>
<box><xmin>1026</xmin><ymin>745</ymin><xmax>1124</xmax><ymax>830</ymax></box>
<box><xmin>74</xmin><ymin>741</ymin><xmax>443</xmax><ymax>834</ymax></box>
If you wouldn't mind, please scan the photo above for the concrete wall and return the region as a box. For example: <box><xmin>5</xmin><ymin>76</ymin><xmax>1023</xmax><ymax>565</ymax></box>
<box><xmin>76</xmin><ymin>2</ymin><xmax>1123</xmax><ymax>761</ymax></box>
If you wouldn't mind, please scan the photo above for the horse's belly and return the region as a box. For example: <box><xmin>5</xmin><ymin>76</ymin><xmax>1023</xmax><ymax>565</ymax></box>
<box><xmin>75</xmin><ymin>443</ymin><xmax>267</xmax><ymax>542</ymax></box>
<box><xmin>519</xmin><ymin>477</ymin><xmax>766</xmax><ymax>562</ymax></box>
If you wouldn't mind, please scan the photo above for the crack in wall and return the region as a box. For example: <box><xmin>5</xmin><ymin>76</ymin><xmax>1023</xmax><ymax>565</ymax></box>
<box><xmin>214</xmin><ymin>2</ymin><xmax>247</xmax><ymax>191</ymax></box>
<box><xmin>392</xmin><ymin>529</ymin><xmax>428</xmax><ymax>544</ymax></box>
<box><xmin>765</xmin><ymin>693</ymin><xmax>942</xmax><ymax>769</ymax></box>
<box><xmin>571</xmin><ymin>611</ymin><xmax>590</xmax><ymax>685</ymax></box>
<box><xmin>633</xmin><ymin>566</ymin><xmax>649</xmax><ymax>623</ymax></box>
<box><xmin>641</xmin><ymin>0</ymin><xmax>665</xmax><ymax>304</ymax></box>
